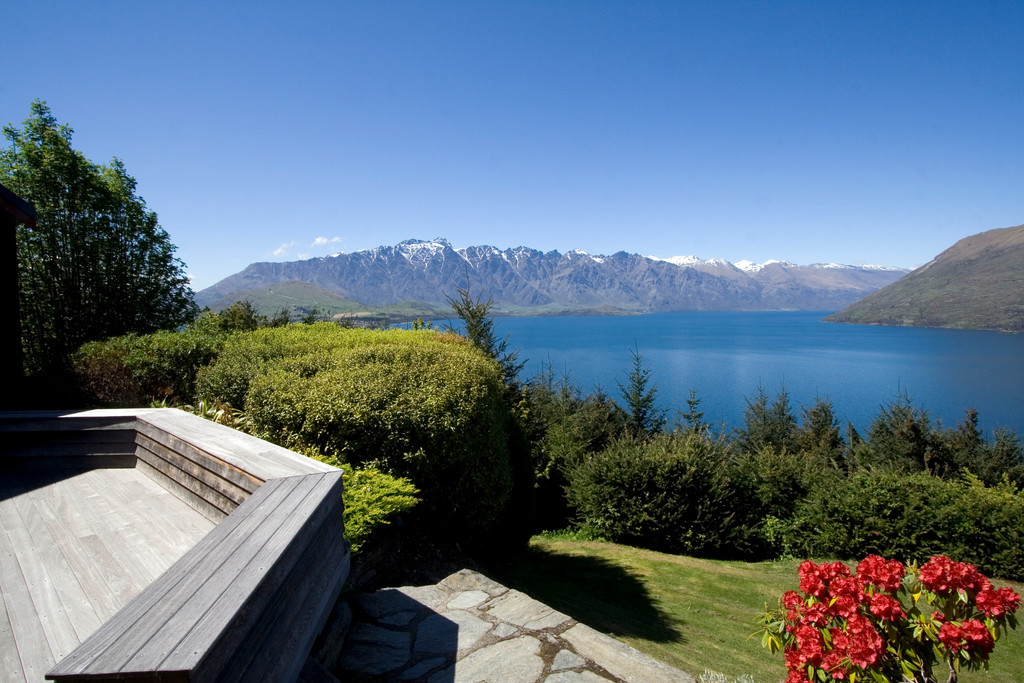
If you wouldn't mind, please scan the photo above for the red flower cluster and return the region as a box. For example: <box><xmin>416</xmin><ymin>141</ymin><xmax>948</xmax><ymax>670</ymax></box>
<box><xmin>937</xmin><ymin>620</ymin><xmax>995</xmax><ymax>657</ymax></box>
<box><xmin>919</xmin><ymin>555</ymin><xmax>1021</xmax><ymax>619</ymax></box>
<box><xmin>766</xmin><ymin>555</ymin><xmax>1021</xmax><ymax>683</ymax></box>
<box><xmin>857</xmin><ymin>555</ymin><xmax>906</xmax><ymax>593</ymax></box>
<box><xmin>782</xmin><ymin>560</ymin><xmax>893</xmax><ymax>680</ymax></box>
<box><xmin>918</xmin><ymin>556</ymin><xmax>987</xmax><ymax>596</ymax></box>
<box><xmin>976</xmin><ymin>586</ymin><xmax>1022</xmax><ymax>619</ymax></box>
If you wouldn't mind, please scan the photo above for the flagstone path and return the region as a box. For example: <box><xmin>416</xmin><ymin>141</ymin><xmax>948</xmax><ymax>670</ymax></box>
<box><xmin>335</xmin><ymin>569</ymin><xmax>695</xmax><ymax>683</ymax></box>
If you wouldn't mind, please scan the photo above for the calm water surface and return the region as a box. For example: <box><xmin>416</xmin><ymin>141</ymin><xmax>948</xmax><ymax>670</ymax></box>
<box><xmin>491</xmin><ymin>312</ymin><xmax>1024</xmax><ymax>436</ymax></box>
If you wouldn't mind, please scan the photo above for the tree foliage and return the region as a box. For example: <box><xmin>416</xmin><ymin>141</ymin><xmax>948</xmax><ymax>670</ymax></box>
<box><xmin>2</xmin><ymin>101</ymin><xmax>195</xmax><ymax>375</ymax></box>
<box><xmin>617</xmin><ymin>345</ymin><xmax>666</xmax><ymax>439</ymax></box>
<box><xmin>736</xmin><ymin>384</ymin><xmax>798</xmax><ymax>454</ymax></box>
<box><xmin>446</xmin><ymin>282</ymin><xmax>523</xmax><ymax>386</ymax></box>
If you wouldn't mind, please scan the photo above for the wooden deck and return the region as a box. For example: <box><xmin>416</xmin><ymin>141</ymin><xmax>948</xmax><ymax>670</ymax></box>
<box><xmin>0</xmin><ymin>409</ymin><xmax>349</xmax><ymax>682</ymax></box>
<box><xmin>0</xmin><ymin>468</ymin><xmax>216</xmax><ymax>681</ymax></box>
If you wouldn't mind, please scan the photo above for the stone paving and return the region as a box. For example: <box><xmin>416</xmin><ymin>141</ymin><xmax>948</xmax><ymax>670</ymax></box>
<box><xmin>336</xmin><ymin>569</ymin><xmax>695</xmax><ymax>683</ymax></box>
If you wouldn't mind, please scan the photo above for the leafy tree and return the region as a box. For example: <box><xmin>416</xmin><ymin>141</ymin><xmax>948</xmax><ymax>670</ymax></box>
<box><xmin>2</xmin><ymin>101</ymin><xmax>195</xmax><ymax>375</ymax></box>
<box><xmin>300</xmin><ymin>306</ymin><xmax>325</xmax><ymax>325</ymax></box>
<box><xmin>266</xmin><ymin>307</ymin><xmax>291</xmax><ymax>327</ymax></box>
<box><xmin>617</xmin><ymin>345</ymin><xmax>666</xmax><ymax>439</ymax></box>
<box><xmin>220</xmin><ymin>300</ymin><xmax>265</xmax><ymax>332</ymax></box>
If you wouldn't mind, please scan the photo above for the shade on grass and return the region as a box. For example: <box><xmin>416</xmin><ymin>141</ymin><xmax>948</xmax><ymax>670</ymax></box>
<box><xmin>490</xmin><ymin>536</ymin><xmax>1024</xmax><ymax>683</ymax></box>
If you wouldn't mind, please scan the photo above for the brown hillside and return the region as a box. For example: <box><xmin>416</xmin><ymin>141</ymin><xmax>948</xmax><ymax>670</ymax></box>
<box><xmin>825</xmin><ymin>224</ymin><xmax>1024</xmax><ymax>331</ymax></box>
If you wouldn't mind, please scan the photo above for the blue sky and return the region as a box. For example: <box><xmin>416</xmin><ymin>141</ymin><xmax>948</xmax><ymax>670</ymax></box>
<box><xmin>3</xmin><ymin>1</ymin><xmax>1022</xmax><ymax>291</ymax></box>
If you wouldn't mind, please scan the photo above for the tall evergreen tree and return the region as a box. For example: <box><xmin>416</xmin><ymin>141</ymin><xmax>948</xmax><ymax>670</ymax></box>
<box><xmin>737</xmin><ymin>384</ymin><xmax>798</xmax><ymax>453</ymax></box>
<box><xmin>617</xmin><ymin>345</ymin><xmax>665</xmax><ymax>438</ymax></box>
<box><xmin>447</xmin><ymin>280</ymin><xmax>523</xmax><ymax>386</ymax></box>
<box><xmin>2</xmin><ymin>101</ymin><xmax>195</xmax><ymax>375</ymax></box>
<box><xmin>796</xmin><ymin>397</ymin><xmax>845</xmax><ymax>466</ymax></box>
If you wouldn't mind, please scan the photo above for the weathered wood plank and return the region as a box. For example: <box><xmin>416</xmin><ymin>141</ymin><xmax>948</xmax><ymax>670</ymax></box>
<box><xmin>12</xmin><ymin>491</ymin><xmax>105</xmax><ymax>645</ymax></box>
<box><xmin>0</xmin><ymin>455</ymin><xmax>135</xmax><ymax>471</ymax></box>
<box><xmin>173</xmin><ymin>474</ymin><xmax>345</xmax><ymax>680</ymax></box>
<box><xmin>0</xmin><ymin>494</ymin><xmax>81</xmax><ymax>665</ymax></box>
<box><xmin>69</xmin><ymin>471</ymin><xmax>181</xmax><ymax>588</ymax></box>
<box><xmin>101</xmin><ymin>468</ymin><xmax>215</xmax><ymax>560</ymax></box>
<box><xmin>47</xmin><ymin>477</ymin><xmax>305</xmax><ymax>677</ymax></box>
<box><xmin>214</xmin><ymin>515</ymin><xmax>348</xmax><ymax>683</ymax></box>
<box><xmin>135</xmin><ymin>420</ymin><xmax>264</xmax><ymax>493</ymax></box>
<box><xmin>2</xmin><ymin>429</ymin><xmax>137</xmax><ymax>448</ymax></box>
<box><xmin>2</xmin><ymin>409</ymin><xmax>347</xmax><ymax>682</ymax></box>
<box><xmin>0</xmin><ymin>526</ymin><xmax>49</xmax><ymax>682</ymax></box>
<box><xmin>0</xmin><ymin>592</ymin><xmax>27</xmax><ymax>683</ymax></box>
<box><xmin>139</xmin><ymin>410</ymin><xmax>336</xmax><ymax>479</ymax></box>
<box><xmin>135</xmin><ymin>458</ymin><xmax>228</xmax><ymax>524</ymax></box>
<box><xmin>121</xmin><ymin>475</ymin><xmax>332</xmax><ymax>673</ymax></box>
<box><xmin>44</xmin><ymin>479</ymin><xmax>139</xmax><ymax>611</ymax></box>
<box><xmin>136</xmin><ymin>434</ymin><xmax>250</xmax><ymax>507</ymax></box>
<box><xmin>0</xmin><ymin>412</ymin><xmax>140</xmax><ymax>433</ymax></box>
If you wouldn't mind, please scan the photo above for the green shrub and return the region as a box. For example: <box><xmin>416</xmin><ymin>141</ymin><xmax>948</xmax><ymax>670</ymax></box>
<box><xmin>784</xmin><ymin>470</ymin><xmax>1024</xmax><ymax>580</ymax></box>
<box><xmin>73</xmin><ymin>312</ymin><xmax>227</xmax><ymax>405</ymax></box>
<box><xmin>946</xmin><ymin>474</ymin><xmax>1024</xmax><ymax>579</ymax></box>
<box><xmin>198</xmin><ymin>325</ymin><xmax>521</xmax><ymax>544</ymax></box>
<box><xmin>337</xmin><ymin>466</ymin><xmax>419</xmax><ymax>553</ymax></box>
<box><xmin>566</xmin><ymin>432</ymin><xmax>737</xmax><ymax>557</ymax></box>
<box><xmin>728</xmin><ymin>446</ymin><xmax>835</xmax><ymax>558</ymax></box>
<box><xmin>194</xmin><ymin>323</ymin><xmax>433</xmax><ymax>409</ymax></box>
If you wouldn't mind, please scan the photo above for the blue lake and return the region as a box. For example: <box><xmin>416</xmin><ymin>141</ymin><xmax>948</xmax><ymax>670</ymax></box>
<box><xmin>487</xmin><ymin>312</ymin><xmax>1024</xmax><ymax>436</ymax></box>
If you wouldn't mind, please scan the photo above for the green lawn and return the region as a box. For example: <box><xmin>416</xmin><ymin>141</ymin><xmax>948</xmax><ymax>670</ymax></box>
<box><xmin>488</xmin><ymin>536</ymin><xmax>1024</xmax><ymax>683</ymax></box>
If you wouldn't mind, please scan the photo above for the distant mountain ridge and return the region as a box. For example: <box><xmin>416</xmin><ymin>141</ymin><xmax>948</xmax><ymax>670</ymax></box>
<box><xmin>196</xmin><ymin>238</ymin><xmax>908</xmax><ymax>315</ymax></box>
<box><xmin>826</xmin><ymin>224</ymin><xmax>1024</xmax><ymax>331</ymax></box>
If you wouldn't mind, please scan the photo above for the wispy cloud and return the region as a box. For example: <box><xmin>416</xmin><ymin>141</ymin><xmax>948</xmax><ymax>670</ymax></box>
<box><xmin>312</xmin><ymin>236</ymin><xmax>343</xmax><ymax>247</ymax></box>
<box><xmin>270</xmin><ymin>241</ymin><xmax>297</xmax><ymax>257</ymax></box>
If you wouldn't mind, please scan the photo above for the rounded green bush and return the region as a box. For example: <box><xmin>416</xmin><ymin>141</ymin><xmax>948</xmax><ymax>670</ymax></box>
<box><xmin>566</xmin><ymin>432</ymin><xmax>736</xmax><ymax>557</ymax></box>
<box><xmin>198</xmin><ymin>325</ymin><xmax>519</xmax><ymax>542</ymax></box>
<box><xmin>73</xmin><ymin>313</ymin><xmax>227</xmax><ymax>405</ymax></box>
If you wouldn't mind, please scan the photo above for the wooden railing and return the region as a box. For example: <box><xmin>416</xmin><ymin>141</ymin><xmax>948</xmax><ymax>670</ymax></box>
<box><xmin>1</xmin><ymin>409</ymin><xmax>349</xmax><ymax>683</ymax></box>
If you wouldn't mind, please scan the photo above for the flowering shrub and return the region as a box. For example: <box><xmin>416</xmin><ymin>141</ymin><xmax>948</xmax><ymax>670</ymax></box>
<box><xmin>760</xmin><ymin>555</ymin><xmax>1020</xmax><ymax>682</ymax></box>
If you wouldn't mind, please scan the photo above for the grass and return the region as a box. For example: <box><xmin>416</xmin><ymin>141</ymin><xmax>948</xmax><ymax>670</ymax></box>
<box><xmin>488</xmin><ymin>535</ymin><xmax>1024</xmax><ymax>683</ymax></box>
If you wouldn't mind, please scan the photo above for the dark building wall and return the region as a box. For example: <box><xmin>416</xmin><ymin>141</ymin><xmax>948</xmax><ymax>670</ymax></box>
<box><xmin>0</xmin><ymin>183</ymin><xmax>36</xmax><ymax>399</ymax></box>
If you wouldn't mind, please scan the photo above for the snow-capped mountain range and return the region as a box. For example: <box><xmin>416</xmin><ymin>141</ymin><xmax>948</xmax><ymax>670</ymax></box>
<box><xmin>196</xmin><ymin>238</ymin><xmax>908</xmax><ymax>314</ymax></box>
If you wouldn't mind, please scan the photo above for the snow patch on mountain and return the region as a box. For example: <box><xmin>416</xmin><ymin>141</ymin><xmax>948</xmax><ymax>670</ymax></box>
<box><xmin>734</xmin><ymin>259</ymin><xmax>795</xmax><ymax>272</ymax></box>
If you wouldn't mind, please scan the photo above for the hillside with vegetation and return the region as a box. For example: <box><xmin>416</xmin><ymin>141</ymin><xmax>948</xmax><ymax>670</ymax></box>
<box><xmin>826</xmin><ymin>224</ymin><xmax>1024</xmax><ymax>331</ymax></box>
<box><xmin>200</xmin><ymin>280</ymin><xmax>450</xmax><ymax>324</ymax></box>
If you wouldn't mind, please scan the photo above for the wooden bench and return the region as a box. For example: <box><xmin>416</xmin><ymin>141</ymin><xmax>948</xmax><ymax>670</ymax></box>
<box><xmin>1</xmin><ymin>409</ymin><xmax>349</xmax><ymax>682</ymax></box>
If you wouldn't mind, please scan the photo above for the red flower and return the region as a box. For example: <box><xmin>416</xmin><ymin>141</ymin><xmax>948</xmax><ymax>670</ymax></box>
<box><xmin>820</xmin><ymin>561</ymin><xmax>852</xmax><ymax>582</ymax></box>
<box><xmin>938</xmin><ymin>620</ymin><xmax>995</xmax><ymax>659</ymax></box>
<box><xmin>976</xmin><ymin>586</ymin><xmax>1022</xmax><ymax>619</ymax></box>
<box><xmin>857</xmin><ymin>555</ymin><xmax>905</xmax><ymax>593</ymax></box>
<box><xmin>868</xmin><ymin>593</ymin><xmax>905</xmax><ymax>622</ymax></box>
<box><xmin>794</xmin><ymin>624</ymin><xmax>824</xmax><ymax>667</ymax></box>
<box><xmin>937</xmin><ymin>622</ymin><xmax>964</xmax><ymax>653</ymax></box>
<box><xmin>786</xmin><ymin>667</ymin><xmax>811</xmax><ymax>683</ymax></box>
<box><xmin>845</xmin><ymin>614</ymin><xmax>885</xmax><ymax>668</ymax></box>
<box><xmin>919</xmin><ymin>556</ymin><xmax>988</xmax><ymax>597</ymax></box>
<box><xmin>800</xmin><ymin>601</ymin><xmax>829</xmax><ymax>627</ymax></box>
<box><xmin>829</xmin><ymin>594</ymin><xmax>859</xmax><ymax>619</ymax></box>
<box><xmin>799</xmin><ymin>561</ymin><xmax>827</xmax><ymax>598</ymax></box>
